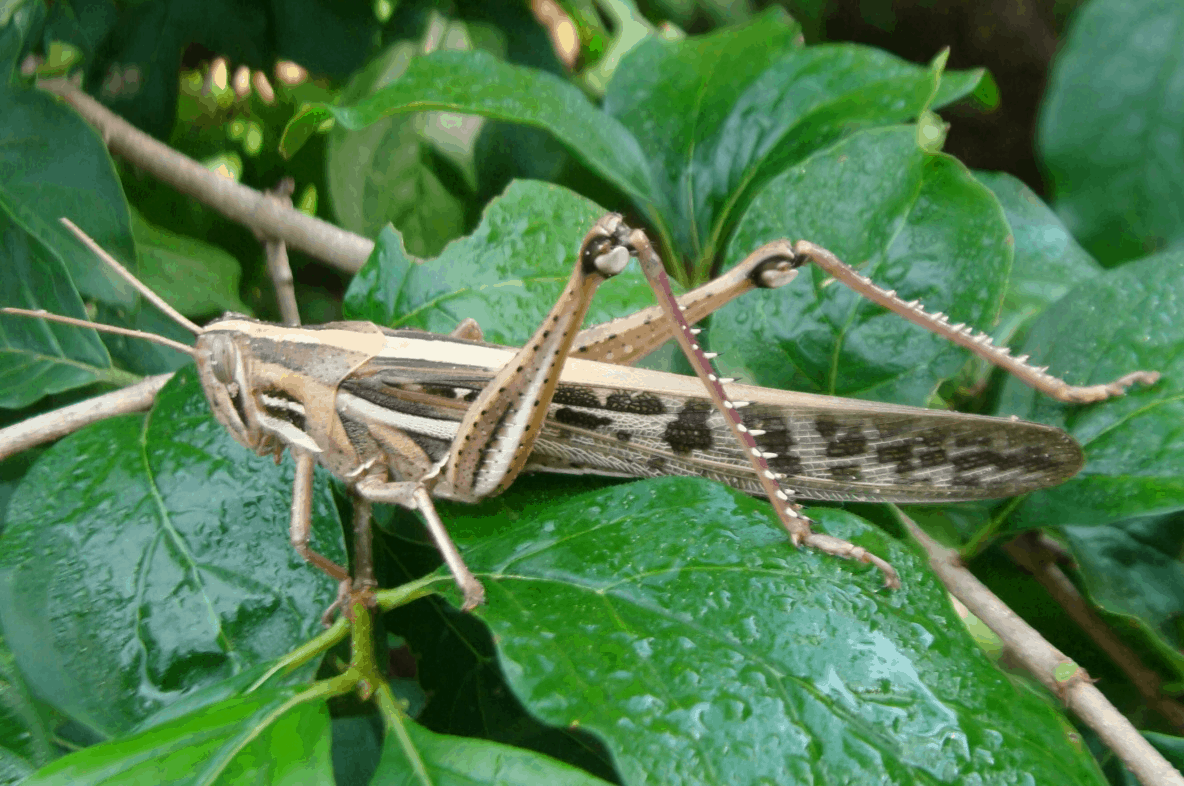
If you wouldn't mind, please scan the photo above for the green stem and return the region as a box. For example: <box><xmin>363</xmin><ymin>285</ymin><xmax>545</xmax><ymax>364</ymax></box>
<box><xmin>959</xmin><ymin>497</ymin><xmax>1022</xmax><ymax>560</ymax></box>
<box><xmin>198</xmin><ymin>670</ymin><xmax>358</xmax><ymax>786</ymax></box>
<box><xmin>375</xmin><ymin>680</ymin><xmax>432</xmax><ymax>784</ymax></box>
<box><xmin>248</xmin><ymin>576</ymin><xmax>442</xmax><ymax>694</ymax></box>
<box><xmin>248</xmin><ymin>616</ymin><xmax>350</xmax><ymax>693</ymax></box>
<box><xmin>350</xmin><ymin>597</ymin><xmax>382</xmax><ymax>700</ymax></box>
<box><xmin>375</xmin><ymin>574</ymin><xmax>445</xmax><ymax>612</ymax></box>
<box><xmin>210</xmin><ymin>576</ymin><xmax>451</xmax><ymax>784</ymax></box>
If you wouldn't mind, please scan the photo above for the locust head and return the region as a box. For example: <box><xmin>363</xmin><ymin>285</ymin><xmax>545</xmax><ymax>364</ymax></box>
<box><xmin>194</xmin><ymin>325</ymin><xmax>272</xmax><ymax>456</ymax></box>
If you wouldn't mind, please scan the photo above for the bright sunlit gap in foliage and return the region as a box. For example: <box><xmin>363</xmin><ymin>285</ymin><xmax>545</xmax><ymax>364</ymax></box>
<box><xmin>205</xmin><ymin>152</ymin><xmax>242</xmax><ymax>181</ymax></box>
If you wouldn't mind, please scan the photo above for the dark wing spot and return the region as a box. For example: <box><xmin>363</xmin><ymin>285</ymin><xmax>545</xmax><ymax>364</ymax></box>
<box><xmin>664</xmin><ymin>400</ymin><xmax>713</xmax><ymax>453</ymax></box>
<box><xmin>917</xmin><ymin>428</ymin><xmax>949</xmax><ymax>448</ymax></box>
<box><xmin>876</xmin><ymin>443</ymin><xmax>913</xmax><ymax>464</ymax></box>
<box><xmin>768</xmin><ymin>454</ymin><xmax>803</xmax><ymax>475</ymax></box>
<box><xmin>743</xmin><ymin>411</ymin><xmax>802</xmax><ymax>476</ymax></box>
<box><xmin>829</xmin><ymin>464</ymin><xmax>862</xmax><ymax>482</ymax></box>
<box><xmin>916</xmin><ymin>448</ymin><xmax>948</xmax><ymax>468</ymax></box>
<box><xmin>553</xmin><ymin>386</ymin><xmax>602</xmax><ymax>408</ymax></box>
<box><xmin>873</xmin><ymin>422</ymin><xmax>907</xmax><ymax>441</ymax></box>
<box><xmin>814</xmin><ymin>418</ymin><xmax>840</xmax><ymax>438</ymax></box>
<box><xmin>951</xmin><ymin>451</ymin><xmax>1002</xmax><ymax>473</ymax></box>
<box><xmin>826</xmin><ymin>430</ymin><xmax>868</xmax><ymax>458</ymax></box>
<box><xmin>951</xmin><ymin>447</ymin><xmax>1061</xmax><ymax>474</ymax></box>
<box><xmin>553</xmin><ymin>408</ymin><xmax>613</xmax><ymax>430</ymax></box>
<box><xmin>743</xmin><ymin>412</ymin><xmax>794</xmax><ymax>453</ymax></box>
<box><xmin>605</xmin><ymin>392</ymin><xmax>667</xmax><ymax>414</ymax></box>
<box><xmin>421</xmin><ymin>384</ymin><xmax>458</xmax><ymax>399</ymax></box>
<box><xmin>877</xmin><ymin>443</ymin><xmax>915</xmax><ymax>476</ymax></box>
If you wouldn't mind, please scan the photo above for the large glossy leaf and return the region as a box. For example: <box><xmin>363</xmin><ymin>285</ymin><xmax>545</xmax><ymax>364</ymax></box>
<box><xmin>375</xmin><ymin>714</ymin><xmax>613</xmax><ymax>786</ymax></box>
<box><xmin>0</xmin><ymin>214</ymin><xmax>135</xmax><ymax>409</ymax></box>
<box><xmin>0</xmin><ymin>370</ymin><xmax>345</xmax><ymax>738</ymax></box>
<box><xmin>1037</xmin><ymin>0</ymin><xmax>1184</xmax><ymax>264</ymax></box>
<box><xmin>604</xmin><ymin>10</ymin><xmax>984</xmax><ymax>266</ymax></box>
<box><xmin>973</xmin><ymin>170</ymin><xmax>1102</xmax><ymax>345</ymax></box>
<box><xmin>129</xmin><ymin>209</ymin><xmax>248</xmax><ymax>318</ymax></box>
<box><xmin>600</xmin><ymin>10</ymin><xmax>801</xmax><ymax>264</ymax></box>
<box><xmin>291</xmin><ymin>12</ymin><xmax>985</xmax><ymax>280</ymax></box>
<box><xmin>344</xmin><ymin>180</ymin><xmax>661</xmax><ymax>345</ymax></box>
<box><xmin>22</xmin><ymin>687</ymin><xmax>332</xmax><ymax>785</ymax></box>
<box><xmin>1061</xmin><ymin>513</ymin><xmax>1184</xmax><ymax>677</ymax></box>
<box><xmin>0</xmin><ymin>8</ymin><xmax>136</xmax><ymax>307</ymax></box>
<box><xmin>282</xmin><ymin>48</ymin><xmax>661</xmax><ymax>231</ymax></box>
<box><xmin>0</xmin><ymin>634</ymin><xmax>46</xmax><ymax>783</ymax></box>
<box><xmin>420</xmin><ymin>478</ymin><xmax>1105</xmax><ymax>785</ymax></box>
<box><xmin>1000</xmin><ymin>247</ymin><xmax>1184</xmax><ymax>529</ymax></box>
<box><xmin>325</xmin><ymin>25</ymin><xmax>476</xmax><ymax>256</ymax></box>
<box><xmin>714</xmin><ymin>124</ymin><xmax>1011</xmax><ymax>405</ymax></box>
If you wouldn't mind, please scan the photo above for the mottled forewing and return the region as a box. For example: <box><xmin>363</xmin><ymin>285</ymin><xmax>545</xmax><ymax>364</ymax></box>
<box><xmin>342</xmin><ymin>331</ymin><xmax>1083</xmax><ymax>503</ymax></box>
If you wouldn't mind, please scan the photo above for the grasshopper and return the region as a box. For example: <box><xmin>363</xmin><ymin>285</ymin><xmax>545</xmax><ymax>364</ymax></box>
<box><xmin>3</xmin><ymin>214</ymin><xmax>1159</xmax><ymax>617</ymax></box>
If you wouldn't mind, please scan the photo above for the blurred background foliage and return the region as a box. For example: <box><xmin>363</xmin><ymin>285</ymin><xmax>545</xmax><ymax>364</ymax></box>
<box><xmin>21</xmin><ymin>0</ymin><xmax>1116</xmax><ymax>331</ymax></box>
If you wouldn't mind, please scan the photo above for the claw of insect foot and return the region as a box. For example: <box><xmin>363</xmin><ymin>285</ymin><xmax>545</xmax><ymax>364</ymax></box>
<box><xmin>461</xmin><ymin>581</ymin><xmax>487</xmax><ymax>611</ymax></box>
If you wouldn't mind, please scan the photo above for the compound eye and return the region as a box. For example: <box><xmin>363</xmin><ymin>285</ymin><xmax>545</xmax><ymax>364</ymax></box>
<box><xmin>207</xmin><ymin>336</ymin><xmax>237</xmax><ymax>384</ymax></box>
<box><xmin>580</xmin><ymin>234</ymin><xmax>614</xmax><ymax>273</ymax></box>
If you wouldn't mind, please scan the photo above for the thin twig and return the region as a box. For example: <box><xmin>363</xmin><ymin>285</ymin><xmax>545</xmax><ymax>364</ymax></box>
<box><xmin>61</xmin><ymin>217</ymin><xmax>204</xmax><ymax>335</ymax></box>
<box><xmin>37</xmin><ymin>78</ymin><xmax>373</xmax><ymax>274</ymax></box>
<box><xmin>0</xmin><ymin>374</ymin><xmax>173</xmax><ymax>460</ymax></box>
<box><xmin>255</xmin><ymin>178</ymin><xmax>303</xmax><ymax>326</ymax></box>
<box><xmin>897</xmin><ymin>508</ymin><xmax>1184</xmax><ymax>786</ymax></box>
<box><xmin>1005</xmin><ymin>532</ymin><xmax>1184</xmax><ymax>733</ymax></box>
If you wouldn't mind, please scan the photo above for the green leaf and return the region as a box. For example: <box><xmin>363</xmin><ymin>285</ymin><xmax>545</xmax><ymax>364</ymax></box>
<box><xmin>22</xmin><ymin>687</ymin><xmax>332</xmax><ymax>786</ymax></box>
<box><xmin>326</xmin><ymin>29</ymin><xmax>475</xmax><ymax>256</ymax></box>
<box><xmin>1060</xmin><ymin>513</ymin><xmax>1184</xmax><ymax>677</ymax></box>
<box><xmin>129</xmin><ymin>209</ymin><xmax>249</xmax><ymax>318</ymax></box>
<box><xmin>605</xmin><ymin>11</ymin><xmax>985</xmax><ymax>266</ymax></box>
<box><xmin>0</xmin><ymin>213</ymin><xmax>135</xmax><ymax>409</ymax></box>
<box><xmin>0</xmin><ymin>369</ymin><xmax>345</xmax><ymax>738</ymax></box>
<box><xmin>432</xmin><ymin>478</ymin><xmax>1105</xmax><ymax>785</ymax></box>
<box><xmin>714</xmin><ymin>125</ymin><xmax>1011</xmax><ymax>405</ymax></box>
<box><xmin>344</xmin><ymin>180</ymin><xmax>660</xmax><ymax>344</ymax></box>
<box><xmin>882</xmin><ymin>174</ymin><xmax>1111</xmax><ymax>546</ymax></box>
<box><xmin>375</xmin><ymin>714</ymin><xmax>613</xmax><ymax>786</ymax></box>
<box><xmin>1001</xmin><ymin>247</ymin><xmax>1184</xmax><ymax>528</ymax></box>
<box><xmin>0</xmin><ymin>750</ymin><xmax>32</xmax><ymax>786</ymax></box>
<box><xmin>602</xmin><ymin>10</ymin><xmax>802</xmax><ymax>263</ymax></box>
<box><xmin>282</xmin><ymin>49</ymin><xmax>660</xmax><ymax>230</ymax></box>
<box><xmin>0</xmin><ymin>633</ymin><xmax>49</xmax><ymax>782</ymax></box>
<box><xmin>1037</xmin><ymin>0</ymin><xmax>1184</xmax><ymax>264</ymax></box>
<box><xmin>0</xmin><ymin>23</ymin><xmax>136</xmax><ymax>307</ymax></box>
<box><xmin>973</xmin><ymin>170</ymin><xmax>1102</xmax><ymax>345</ymax></box>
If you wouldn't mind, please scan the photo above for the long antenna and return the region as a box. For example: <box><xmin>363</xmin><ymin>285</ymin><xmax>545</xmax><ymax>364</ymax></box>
<box><xmin>1</xmin><ymin>307</ymin><xmax>197</xmax><ymax>357</ymax></box>
<box><xmin>59</xmin><ymin>217</ymin><xmax>204</xmax><ymax>336</ymax></box>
